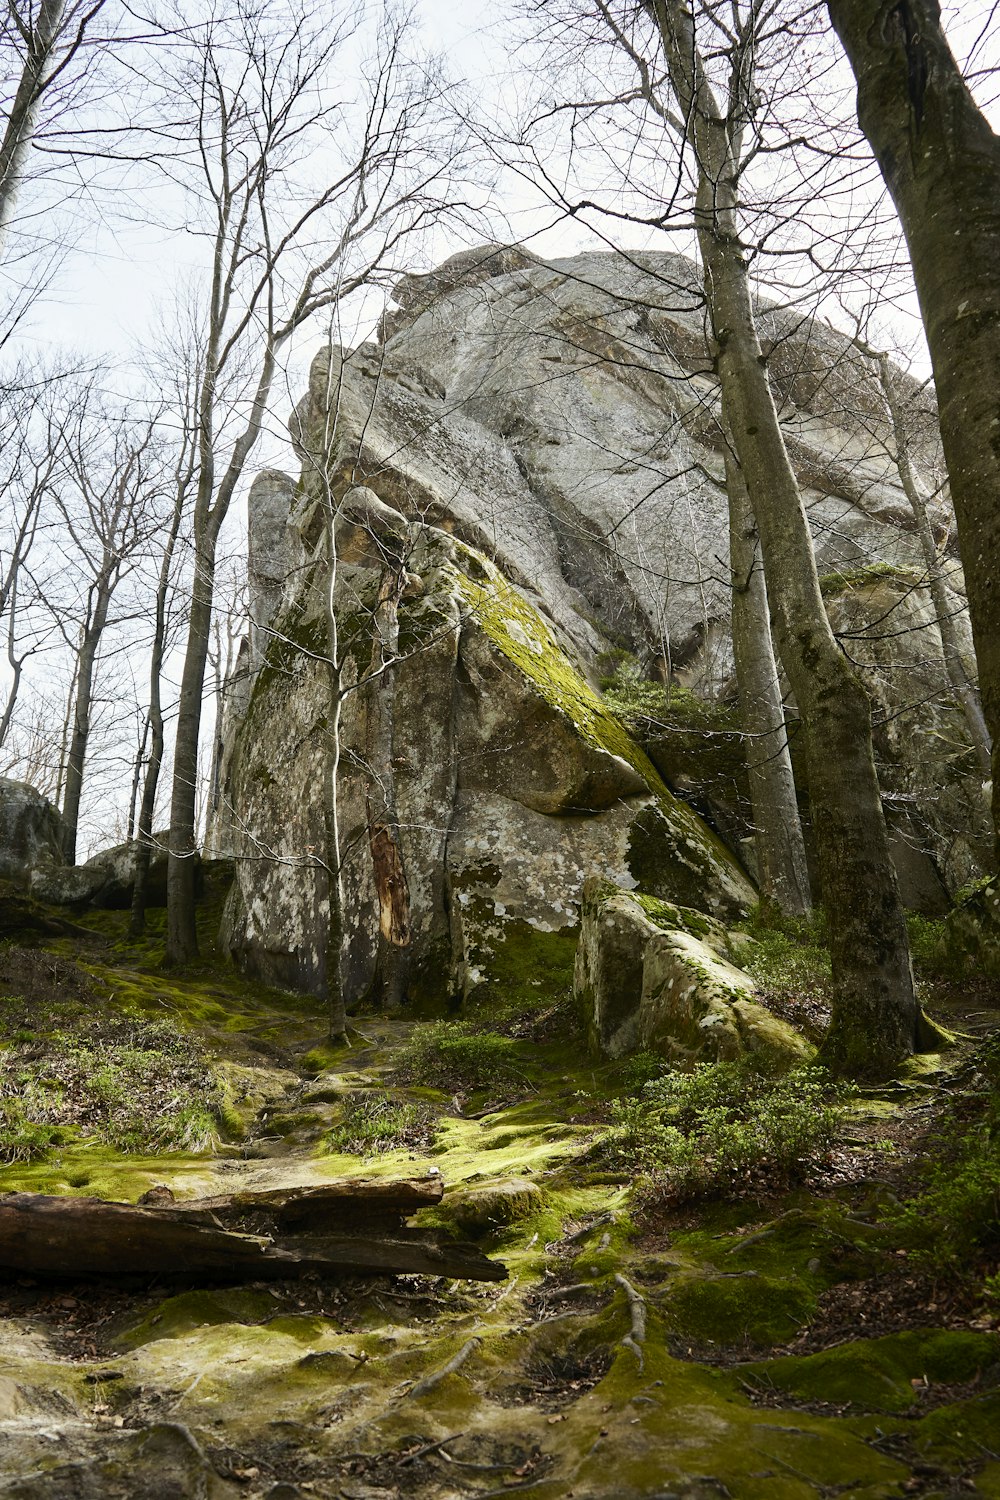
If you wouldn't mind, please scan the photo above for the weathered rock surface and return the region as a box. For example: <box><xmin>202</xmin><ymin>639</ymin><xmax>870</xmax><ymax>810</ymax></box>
<box><xmin>26</xmin><ymin>834</ymin><xmax>171</xmax><ymax>909</ymax></box>
<box><xmin>575</xmin><ymin>878</ymin><xmax>811</xmax><ymax>1067</ymax></box>
<box><xmin>213</xmin><ymin>244</ymin><xmax>987</xmax><ymax>1006</ymax></box>
<box><xmin>0</xmin><ymin>779</ymin><xmax>64</xmax><ymax>883</ymax></box>
<box><xmin>216</xmin><ymin>522</ymin><xmax>753</xmax><ymax>1003</ymax></box>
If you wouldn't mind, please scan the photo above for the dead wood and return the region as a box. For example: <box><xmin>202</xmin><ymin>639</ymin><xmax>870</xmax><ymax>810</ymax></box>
<box><xmin>0</xmin><ymin>1180</ymin><xmax>506</xmax><ymax>1284</ymax></box>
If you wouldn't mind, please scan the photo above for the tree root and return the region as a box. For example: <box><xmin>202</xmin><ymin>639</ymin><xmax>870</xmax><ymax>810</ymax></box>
<box><xmin>614</xmin><ymin>1273</ymin><xmax>647</xmax><ymax>1372</ymax></box>
<box><xmin>404</xmin><ymin>1337</ymin><xmax>481</xmax><ymax>1400</ymax></box>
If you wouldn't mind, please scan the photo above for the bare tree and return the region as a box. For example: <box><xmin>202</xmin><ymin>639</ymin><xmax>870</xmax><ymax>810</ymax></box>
<box><xmin>827</xmin><ymin>0</ymin><xmax>1000</xmax><ymax>856</ymax></box>
<box><xmin>147</xmin><ymin>0</ymin><xmax>474</xmax><ymax>965</ymax></box>
<box><xmin>50</xmin><ymin>388</ymin><xmax>167</xmax><ymax>861</ymax></box>
<box><xmin>0</xmin><ymin>0</ymin><xmax>111</xmax><ymax>255</ymax></box>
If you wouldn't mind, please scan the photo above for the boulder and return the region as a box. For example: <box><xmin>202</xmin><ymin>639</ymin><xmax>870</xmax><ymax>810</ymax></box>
<box><xmin>215</xmin><ymin>524</ymin><xmax>754</xmax><ymax>1004</ymax></box>
<box><xmin>211</xmin><ymin>244</ymin><xmax>987</xmax><ymax>1006</ymax></box>
<box><xmin>447</xmin><ymin>1178</ymin><xmax>544</xmax><ymax>1237</ymax></box>
<box><xmin>28</xmin><ymin>835</ymin><xmax>170</xmax><ymax>909</ymax></box>
<box><xmin>0</xmin><ymin>778</ymin><xmax>64</xmax><ymax>882</ymax></box>
<box><xmin>575</xmin><ymin>878</ymin><xmax>811</xmax><ymax>1068</ymax></box>
<box><xmin>942</xmin><ymin>875</ymin><xmax>1000</xmax><ymax>981</ymax></box>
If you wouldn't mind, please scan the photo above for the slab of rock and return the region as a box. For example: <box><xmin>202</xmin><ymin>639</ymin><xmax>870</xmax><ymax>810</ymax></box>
<box><xmin>575</xmin><ymin>877</ymin><xmax>811</xmax><ymax>1068</ymax></box>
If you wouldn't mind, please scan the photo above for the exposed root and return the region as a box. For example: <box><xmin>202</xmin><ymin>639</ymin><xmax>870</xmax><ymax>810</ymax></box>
<box><xmin>404</xmin><ymin>1337</ymin><xmax>481</xmax><ymax>1400</ymax></box>
<box><xmin>614</xmin><ymin>1272</ymin><xmax>647</xmax><ymax>1372</ymax></box>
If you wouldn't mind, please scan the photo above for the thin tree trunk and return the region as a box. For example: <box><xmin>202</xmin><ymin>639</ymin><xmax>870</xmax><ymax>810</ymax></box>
<box><xmin>322</xmin><ymin>570</ymin><xmax>348</xmax><ymax>1042</ymax></box>
<box><xmin>0</xmin><ymin>0</ymin><xmax>65</xmax><ymax>255</ymax></box>
<box><xmin>650</xmin><ymin>0</ymin><xmax>928</xmax><ymax>1077</ymax></box>
<box><xmin>365</xmin><ymin>570</ymin><xmax>411</xmax><ymax>1009</ymax></box>
<box><xmin>130</xmin><ymin>484</ymin><xmax>183</xmax><ymax>937</ymax></box>
<box><xmin>61</xmin><ymin>579</ymin><xmax>110</xmax><ymax>863</ymax></box>
<box><xmin>827</xmin><ymin>0</ymin><xmax>1000</xmax><ymax>856</ymax></box>
<box><xmin>126</xmin><ymin>714</ymin><xmax>149</xmax><ymax>843</ymax></box>
<box><xmin>166</xmin><ymin>539</ymin><xmax>217</xmax><ymax>962</ymax></box>
<box><xmin>724</xmin><ymin>449</ymin><xmax>812</xmax><ymax>916</ymax></box>
<box><xmin>874</xmin><ymin>351</ymin><xmax>992</xmax><ymax>776</ymax></box>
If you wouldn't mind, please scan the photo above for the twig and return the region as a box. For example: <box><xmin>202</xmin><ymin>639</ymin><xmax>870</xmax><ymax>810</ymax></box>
<box><xmin>403</xmin><ymin>1337</ymin><xmax>480</xmax><ymax>1400</ymax></box>
<box><xmin>396</xmin><ymin>1432</ymin><xmax>463</xmax><ymax>1467</ymax></box>
<box><xmin>614</xmin><ymin>1273</ymin><xmax>647</xmax><ymax>1372</ymax></box>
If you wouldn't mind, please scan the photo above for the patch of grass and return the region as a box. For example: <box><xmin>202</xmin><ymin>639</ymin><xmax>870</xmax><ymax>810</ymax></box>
<box><xmin>325</xmin><ymin>1089</ymin><xmax>438</xmax><ymax>1156</ymax></box>
<box><xmin>394</xmin><ymin>1021</ymin><xmax>527</xmax><ymax>1096</ymax></box>
<box><xmin>599</xmin><ymin>1057</ymin><xmax>849</xmax><ymax>1204</ymax></box>
<box><xmin>0</xmin><ymin>1002</ymin><xmax>224</xmax><ymax>1161</ymax></box>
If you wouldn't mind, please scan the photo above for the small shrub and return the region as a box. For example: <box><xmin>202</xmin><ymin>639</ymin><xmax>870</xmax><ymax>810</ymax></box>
<box><xmin>600</xmin><ymin>1057</ymin><xmax>848</xmax><ymax>1202</ymax></box>
<box><xmin>394</xmin><ymin>1022</ymin><xmax>527</xmax><ymax>1095</ymax></box>
<box><xmin>325</xmin><ymin>1090</ymin><xmax>438</xmax><ymax>1156</ymax></box>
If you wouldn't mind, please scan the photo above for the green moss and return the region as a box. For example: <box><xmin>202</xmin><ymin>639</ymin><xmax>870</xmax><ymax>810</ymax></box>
<box><xmin>462</xmin><ymin>918</ymin><xmax>578</xmax><ymax>1029</ymax></box>
<box><xmin>452</xmin><ymin>554</ymin><xmax>750</xmax><ymax>909</ymax></box>
<box><xmin>630</xmin><ymin>890</ymin><xmax>714</xmax><ymax>940</ymax></box>
<box><xmin>819</xmin><ymin>562</ymin><xmax>924</xmax><ymax>598</ymax></box>
<box><xmin>750</xmin><ymin>1330</ymin><xmax>1000</xmax><ymax>1413</ymax></box>
<box><xmin>662</xmin><ymin>1268</ymin><xmax>817</xmax><ymax>1346</ymax></box>
<box><xmin>119</xmin><ymin>1289</ymin><xmax>279</xmax><ymax>1348</ymax></box>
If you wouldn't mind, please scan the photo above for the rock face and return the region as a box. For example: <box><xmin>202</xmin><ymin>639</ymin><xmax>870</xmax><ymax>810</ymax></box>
<box><xmin>216</xmin><ymin>520</ymin><xmax>754</xmax><ymax>1001</ymax></box>
<box><xmin>214</xmin><ymin>245</ymin><xmax>987</xmax><ymax>1010</ymax></box>
<box><xmin>575</xmin><ymin>878</ymin><xmax>811</xmax><ymax>1067</ymax></box>
<box><xmin>0</xmin><ymin>778</ymin><xmax>64</xmax><ymax>882</ymax></box>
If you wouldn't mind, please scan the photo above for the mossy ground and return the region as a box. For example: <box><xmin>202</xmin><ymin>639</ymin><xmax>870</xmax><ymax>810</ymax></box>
<box><xmin>2</xmin><ymin>895</ymin><xmax>999</xmax><ymax>1497</ymax></box>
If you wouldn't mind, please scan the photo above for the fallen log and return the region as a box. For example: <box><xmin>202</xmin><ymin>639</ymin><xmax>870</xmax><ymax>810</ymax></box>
<box><xmin>0</xmin><ymin>1181</ymin><xmax>506</xmax><ymax>1283</ymax></box>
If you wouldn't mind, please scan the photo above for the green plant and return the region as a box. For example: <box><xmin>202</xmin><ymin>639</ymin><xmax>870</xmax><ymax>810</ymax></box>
<box><xmin>601</xmin><ymin>1058</ymin><xmax>848</xmax><ymax>1202</ymax></box>
<box><xmin>394</xmin><ymin>1022</ymin><xmax>527</xmax><ymax>1095</ymax></box>
<box><xmin>884</xmin><ymin>1034</ymin><xmax>1000</xmax><ymax>1280</ymax></box>
<box><xmin>325</xmin><ymin>1090</ymin><xmax>438</xmax><ymax>1156</ymax></box>
<box><xmin>0</xmin><ymin>1013</ymin><xmax>224</xmax><ymax>1161</ymax></box>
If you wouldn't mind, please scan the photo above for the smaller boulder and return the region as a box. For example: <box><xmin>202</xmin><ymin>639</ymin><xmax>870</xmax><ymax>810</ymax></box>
<box><xmin>575</xmin><ymin>878</ymin><xmax>810</xmax><ymax>1068</ymax></box>
<box><xmin>0</xmin><ymin>778</ymin><xmax>65</xmax><ymax>883</ymax></box>
<box><xmin>447</xmin><ymin>1178</ymin><xmax>543</xmax><ymax>1237</ymax></box>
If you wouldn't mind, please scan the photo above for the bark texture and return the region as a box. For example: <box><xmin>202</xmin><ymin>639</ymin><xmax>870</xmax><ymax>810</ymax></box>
<box><xmin>651</xmin><ymin>0</ymin><xmax>924</xmax><ymax>1076</ymax></box>
<box><xmin>828</xmin><ymin>0</ymin><xmax>1000</xmax><ymax>850</ymax></box>
<box><xmin>725</xmin><ymin>450</ymin><xmax>812</xmax><ymax>916</ymax></box>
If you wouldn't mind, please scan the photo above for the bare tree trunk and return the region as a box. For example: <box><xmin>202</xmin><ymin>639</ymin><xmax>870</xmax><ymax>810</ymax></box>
<box><xmin>126</xmin><ymin>714</ymin><xmax>149</xmax><ymax>843</ymax></box>
<box><xmin>0</xmin><ymin>0</ymin><xmax>66</xmax><ymax>254</ymax></box>
<box><xmin>365</xmin><ymin>570</ymin><xmax>411</xmax><ymax>1009</ymax></box>
<box><xmin>724</xmin><ymin>449</ymin><xmax>811</xmax><ymax>916</ymax></box>
<box><xmin>166</xmin><ymin>539</ymin><xmax>216</xmax><ymax>963</ymax></box>
<box><xmin>827</xmin><ymin>0</ymin><xmax>1000</xmax><ymax>856</ymax></box>
<box><xmin>873</xmin><ymin>351</ymin><xmax>992</xmax><ymax>776</ymax></box>
<box><xmin>130</xmin><ymin>491</ymin><xmax>182</xmax><ymax>936</ymax></box>
<box><xmin>650</xmin><ymin>0</ymin><xmax>927</xmax><ymax>1077</ymax></box>
<box><xmin>322</xmin><ymin>571</ymin><xmax>348</xmax><ymax>1043</ymax></box>
<box><xmin>61</xmin><ymin>583</ymin><xmax>110</xmax><ymax>863</ymax></box>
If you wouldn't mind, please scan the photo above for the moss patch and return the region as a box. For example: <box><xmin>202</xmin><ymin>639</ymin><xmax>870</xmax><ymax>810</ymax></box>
<box><xmin>750</xmin><ymin>1330</ymin><xmax>1000</xmax><ymax>1413</ymax></box>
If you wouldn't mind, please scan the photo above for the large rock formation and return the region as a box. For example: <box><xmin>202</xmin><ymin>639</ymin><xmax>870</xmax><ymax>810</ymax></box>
<box><xmin>213</xmin><ymin>246</ymin><xmax>989</xmax><ymax>1011</ymax></box>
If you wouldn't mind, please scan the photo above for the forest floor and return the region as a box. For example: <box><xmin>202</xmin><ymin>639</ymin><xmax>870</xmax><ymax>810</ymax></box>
<box><xmin>1</xmin><ymin>887</ymin><xmax>999</xmax><ymax>1500</ymax></box>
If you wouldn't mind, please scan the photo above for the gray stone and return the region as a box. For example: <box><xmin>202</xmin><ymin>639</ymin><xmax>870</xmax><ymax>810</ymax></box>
<box><xmin>0</xmin><ymin>778</ymin><xmax>64</xmax><ymax>883</ymax></box>
<box><xmin>211</xmin><ymin>245</ymin><xmax>987</xmax><ymax>1007</ymax></box>
<box><xmin>575</xmin><ymin>877</ymin><xmax>811</xmax><ymax>1067</ymax></box>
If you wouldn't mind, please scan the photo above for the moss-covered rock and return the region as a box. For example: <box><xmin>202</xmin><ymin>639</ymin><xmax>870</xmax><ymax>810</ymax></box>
<box><xmin>446</xmin><ymin>1177</ymin><xmax>545</xmax><ymax>1237</ymax></box>
<box><xmin>575</xmin><ymin>878</ymin><xmax>810</xmax><ymax>1066</ymax></box>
